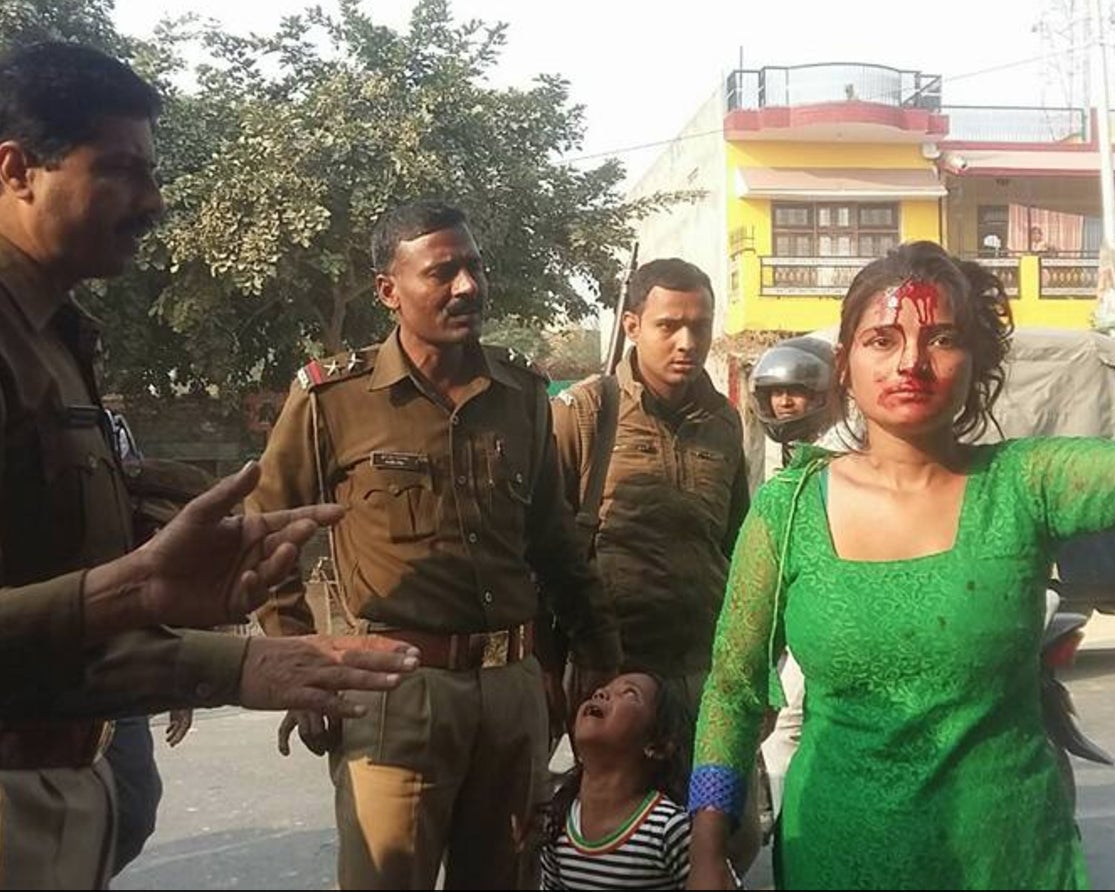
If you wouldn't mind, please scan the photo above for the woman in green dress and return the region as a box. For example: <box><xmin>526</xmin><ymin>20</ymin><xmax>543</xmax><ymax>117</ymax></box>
<box><xmin>687</xmin><ymin>241</ymin><xmax>1115</xmax><ymax>890</ymax></box>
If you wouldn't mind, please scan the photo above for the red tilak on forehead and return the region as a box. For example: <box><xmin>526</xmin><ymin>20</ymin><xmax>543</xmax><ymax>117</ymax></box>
<box><xmin>883</xmin><ymin>278</ymin><xmax>941</xmax><ymax>326</ymax></box>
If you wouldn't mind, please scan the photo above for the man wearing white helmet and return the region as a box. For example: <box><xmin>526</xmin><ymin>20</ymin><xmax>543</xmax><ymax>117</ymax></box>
<box><xmin>748</xmin><ymin>336</ymin><xmax>835</xmax><ymax>476</ymax></box>
<box><xmin>748</xmin><ymin>336</ymin><xmax>835</xmax><ymax>823</ymax></box>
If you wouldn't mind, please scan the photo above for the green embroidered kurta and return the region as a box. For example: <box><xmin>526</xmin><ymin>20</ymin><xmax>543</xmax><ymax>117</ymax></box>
<box><xmin>692</xmin><ymin>438</ymin><xmax>1115</xmax><ymax>889</ymax></box>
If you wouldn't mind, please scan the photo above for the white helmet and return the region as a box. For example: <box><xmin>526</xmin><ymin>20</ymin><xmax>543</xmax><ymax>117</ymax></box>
<box><xmin>748</xmin><ymin>337</ymin><xmax>834</xmax><ymax>443</ymax></box>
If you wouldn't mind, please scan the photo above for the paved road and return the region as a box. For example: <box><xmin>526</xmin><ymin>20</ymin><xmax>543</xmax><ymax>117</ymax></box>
<box><xmin>114</xmin><ymin>643</ymin><xmax>1115</xmax><ymax>890</ymax></box>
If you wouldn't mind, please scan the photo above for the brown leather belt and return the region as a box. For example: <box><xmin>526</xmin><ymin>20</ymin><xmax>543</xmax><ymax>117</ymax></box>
<box><xmin>0</xmin><ymin>720</ymin><xmax>113</xmax><ymax>771</ymax></box>
<box><xmin>373</xmin><ymin>623</ymin><xmax>534</xmax><ymax>672</ymax></box>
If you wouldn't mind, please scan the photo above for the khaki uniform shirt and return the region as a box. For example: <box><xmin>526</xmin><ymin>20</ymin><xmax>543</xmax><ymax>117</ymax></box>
<box><xmin>248</xmin><ymin>330</ymin><xmax>622</xmax><ymax>669</ymax></box>
<box><xmin>0</xmin><ymin>237</ymin><xmax>245</xmax><ymax>719</ymax></box>
<box><xmin>551</xmin><ymin>350</ymin><xmax>749</xmax><ymax>676</ymax></box>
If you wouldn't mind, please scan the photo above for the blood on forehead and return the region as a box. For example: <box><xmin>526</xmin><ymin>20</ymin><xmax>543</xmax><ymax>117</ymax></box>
<box><xmin>882</xmin><ymin>278</ymin><xmax>943</xmax><ymax>327</ymax></box>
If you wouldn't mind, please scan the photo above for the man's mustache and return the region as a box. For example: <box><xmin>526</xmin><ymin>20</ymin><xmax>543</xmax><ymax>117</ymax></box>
<box><xmin>447</xmin><ymin>298</ymin><xmax>483</xmax><ymax>316</ymax></box>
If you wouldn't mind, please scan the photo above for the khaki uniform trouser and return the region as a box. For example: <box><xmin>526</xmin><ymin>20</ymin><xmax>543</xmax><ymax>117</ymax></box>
<box><xmin>0</xmin><ymin>760</ymin><xmax>116</xmax><ymax>890</ymax></box>
<box><xmin>666</xmin><ymin>670</ymin><xmax>764</xmax><ymax>875</ymax></box>
<box><xmin>329</xmin><ymin>656</ymin><xmax>549</xmax><ymax>890</ymax></box>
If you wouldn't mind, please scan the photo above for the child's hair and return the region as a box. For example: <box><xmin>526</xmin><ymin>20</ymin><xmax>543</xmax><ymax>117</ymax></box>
<box><xmin>541</xmin><ymin>669</ymin><xmax>693</xmax><ymax>845</ymax></box>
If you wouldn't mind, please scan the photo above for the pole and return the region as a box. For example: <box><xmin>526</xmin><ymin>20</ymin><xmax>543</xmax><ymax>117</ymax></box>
<box><xmin>1091</xmin><ymin>0</ymin><xmax>1115</xmax><ymax>331</ymax></box>
<box><xmin>1092</xmin><ymin>0</ymin><xmax>1115</xmax><ymax>245</ymax></box>
<box><xmin>603</xmin><ymin>243</ymin><xmax>639</xmax><ymax>375</ymax></box>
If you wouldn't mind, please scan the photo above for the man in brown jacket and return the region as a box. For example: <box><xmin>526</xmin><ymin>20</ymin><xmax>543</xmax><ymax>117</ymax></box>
<box><xmin>0</xmin><ymin>42</ymin><xmax>419</xmax><ymax>888</ymax></box>
<box><xmin>249</xmin><ymin>201</ymin><xmax>622</xmax><ymax>889</ymax></box>
<box><xmin>549</xmin><ymin>257</ymin><xmax>761</xmax><ymax>869</ymax></box>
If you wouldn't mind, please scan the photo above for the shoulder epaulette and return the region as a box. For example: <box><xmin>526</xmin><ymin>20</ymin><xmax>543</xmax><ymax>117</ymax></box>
<box><xmin>554</xmin><ymin>373</ymin><xmax>602</xmax><ymax>407</ymax></box>
<box><xmin>487</xmin><ymin>344</ymin><xmax>550</xmax><ymax>382</ymax></box>
<box><xmin>296</xmin><ymin>345</ymin><xmax>378</xmax><ymax>391</ymax></box>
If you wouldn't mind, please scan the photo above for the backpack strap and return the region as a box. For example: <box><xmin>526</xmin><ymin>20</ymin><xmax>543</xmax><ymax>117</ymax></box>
<box><xmin>573</xmin><ymin>374</ymin><xmax>620</xmax><ymax>557</ymax></box>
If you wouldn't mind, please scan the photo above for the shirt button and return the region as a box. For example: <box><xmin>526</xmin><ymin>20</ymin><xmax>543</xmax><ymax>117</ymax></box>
<box><xmin>514</xmin><ymin>472</ymin><xmax>524</xmax><ymax>484</ymax></box>
<box><xmin>87</xmin><ymin>453</ymin><xmax>99</xmax><ymax>470</ymax></box>
<box><xmin>457</xmin><ymin>475</ymin><xmax>467</xmax><ymax>485</ymax></box>
<box><xmin>195</xmin><ymin>682</ymin><xmax>213</xmax><ymax>699</ymax></box>
<box><xmin>451</xmin><ymin>416</ymin><xmax>461</xmax><ymax>426</ymax></box>
<box><xmin>467</xmin><ymin>532</ymin><xmax>478</xmax><ymax>544</ymax></box>
<box><xmin>483</xmin><ymin>591</ymin><xmax>494</xmax><ymax>604</ymax></box>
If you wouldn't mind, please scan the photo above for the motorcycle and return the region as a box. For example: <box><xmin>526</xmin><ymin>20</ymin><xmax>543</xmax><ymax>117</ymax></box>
<box><xmin>1042</xmin><ymin>585</ymin><xmax>1114</xmax><ymax>808</ymax></box>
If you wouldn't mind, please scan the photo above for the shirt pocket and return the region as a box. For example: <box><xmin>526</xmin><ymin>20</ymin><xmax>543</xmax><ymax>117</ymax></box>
<box><xmin>608</xmin><ymin>439</ymin><xmax>661</xmax><ymax>480</ymax></box>
<box><xmin>362</xmin><ymin>463</ymin><xmax>438</xmax><ymax>543</ymax></box>
<box><xmin>683</xmin><ymin>444</ymin><xmax>733</xmax><ymax>518</ymax></box>
<box><xmin>38</xmin><ymin>413</ymin><xmax>131</xmax><ymax>563</ymax></box>
<box><xmin>482</xmin><ymin>436</ymin><xmax>532</xmax><ymax>542</ymax></box>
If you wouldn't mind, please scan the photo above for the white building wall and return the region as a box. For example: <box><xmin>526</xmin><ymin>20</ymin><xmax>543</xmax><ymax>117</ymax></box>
<box><xmin>600</xmin><ymin>86</ymin><xmax>730</xmax><ymax>359</ymax></box>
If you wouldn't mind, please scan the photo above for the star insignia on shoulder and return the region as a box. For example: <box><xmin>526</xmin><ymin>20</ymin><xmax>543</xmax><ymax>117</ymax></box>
<box><xmin>503</xmin><ymin>347</ymin><xmax>534</xmax><ymax>368</ymax></box>
<box><xmin>346</xmin><ymin>352</ymin><xmax>361</xmax><ymax>372</ymax></box>
<box><xmin>324</xmin><ymin>359</ymin><xmax>341</xmax><ymax>376</ymax></box>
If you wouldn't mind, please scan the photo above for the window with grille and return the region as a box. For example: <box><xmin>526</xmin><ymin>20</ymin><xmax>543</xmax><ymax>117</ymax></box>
<box><xmin>772</xmin><ymin>202</ymin><xmax>899</xmax><ymax>257</ymax></box>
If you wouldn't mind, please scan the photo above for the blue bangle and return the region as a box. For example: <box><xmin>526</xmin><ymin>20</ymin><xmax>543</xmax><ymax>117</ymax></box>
<box><xmin>688</xmin><ymin>765</ymin><xmax>744</xmax><ymax>820</ymax></box>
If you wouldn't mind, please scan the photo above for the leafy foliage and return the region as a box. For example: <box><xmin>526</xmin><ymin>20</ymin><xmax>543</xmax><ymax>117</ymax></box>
<box><xmin>2</xmin><ymin>0</ymin><xmax>676</xmax><ymax>399</ymax></box>
<box><xmin>0</xmin><ymin>0</ymin><xmax>127</xmax><ymax>56</ymax></box>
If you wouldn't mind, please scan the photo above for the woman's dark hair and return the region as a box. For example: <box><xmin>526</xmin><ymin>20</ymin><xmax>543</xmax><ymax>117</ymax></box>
<box><xmin>541</xmin><ymin>670</ymin><xmax>692</xmax><ymax>846</ymax></box>
<box><xmin>835</xmin><ymin>240</ymin><xmax>1014</xmax><ymax>442</ymax></box>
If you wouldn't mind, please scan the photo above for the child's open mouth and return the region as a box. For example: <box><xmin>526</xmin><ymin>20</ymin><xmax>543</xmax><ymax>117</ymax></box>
<box><xmin>583</xmin><ymin>702</ymin><xmax>606</xmax><ymax>719</ymax></box>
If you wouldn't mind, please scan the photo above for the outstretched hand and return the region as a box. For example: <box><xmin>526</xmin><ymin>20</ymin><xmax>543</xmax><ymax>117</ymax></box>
<box><xmin>134</xmin><ymin>461</ymin><xmax>344</xmax><ymax>629</ymax></box>
<box><xmin>241</xmin><ymin>633</ymin><xmax>420</xmax><ymax>720</ymax></box>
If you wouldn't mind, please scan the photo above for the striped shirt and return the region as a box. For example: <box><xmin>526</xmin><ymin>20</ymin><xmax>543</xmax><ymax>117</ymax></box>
<box><xmin>540</xmin><ymin>791</ymin><xmax>691</xmax><ymax>890</ymax></box>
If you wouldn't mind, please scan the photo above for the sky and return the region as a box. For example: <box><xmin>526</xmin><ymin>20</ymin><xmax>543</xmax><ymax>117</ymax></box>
<box><xmin>113</xmin><ymin>0</ymin><xmax>1090</xmax><ymax>185</ymax></box>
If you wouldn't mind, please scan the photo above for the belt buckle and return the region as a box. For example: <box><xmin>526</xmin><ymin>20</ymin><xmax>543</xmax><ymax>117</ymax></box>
<box><xmin>480</xmin><ymin>629</ymin><xmax>510</xmax><ymax>669</ymax></box>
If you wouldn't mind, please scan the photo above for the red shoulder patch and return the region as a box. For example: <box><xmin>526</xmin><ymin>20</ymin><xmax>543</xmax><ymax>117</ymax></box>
<box><xmin>296</xmin><ymin>360</ymin><xmax>327</xmax><ymax>390</ymax></box>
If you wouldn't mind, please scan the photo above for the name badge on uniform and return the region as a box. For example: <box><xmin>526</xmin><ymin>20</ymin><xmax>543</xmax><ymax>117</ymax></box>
<box><xmin>371</xmin><ymin>451</ymin><xmax>429</xmax><ymax>472</ymax></box>
<box><xmin>60</xmin><ymin>405</ymin><xmax>104</xmax><ymax>428</ymax></box>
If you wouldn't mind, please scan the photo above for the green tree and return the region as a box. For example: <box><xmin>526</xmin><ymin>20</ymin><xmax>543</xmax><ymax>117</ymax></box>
<box><xmin>0</xmin><ymin>2</ymin><xmax>209</xmax><ymax>397</ymax></box>
<box><xmin>485</xmin><ymin>318</ymin><xmax>602</xmax><ymax>380</ymax></box>
<box><xmin>2</xmin><ymin>0</ymin><xmax>677</xmax><ymax>400</ymax></box>
<box><xmin>0</xmin><ymin>0</ymin><xmax>127</xmax><ymax>55</ymax></box>
<box><xmin>132</xmin><ymin>0</ymin><xmax>667</xmax><ymax>397</ymax></box>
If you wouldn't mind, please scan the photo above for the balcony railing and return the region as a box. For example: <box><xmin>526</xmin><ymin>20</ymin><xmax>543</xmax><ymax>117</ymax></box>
<box><xmin>761</xmin><ymin>256</ymin><xmax>866</xmax><ymax>295</ymax></box>
<box><xmin>940</xmin><ymin>105</ymin><xmax>1088</xmax><ymax>143</ymax></box>
<box><xmin>972</xmin><ymin>257</ymin><xmax>1020</xmax><ymax>295</ymax></box>
<box><xmin>764</xmin><ymin>255</ymin><xmax>1094</xmax><ymax>299</ymax></box>
<box><xmin>727</xmin><ymin>63</ymin><xmax>941</xmax><ymax>112</ymax></box>
<box><xmin>1041</xmin><ymin>257</ymin><xmax>1099</xmax><ymax>296</ymax></box>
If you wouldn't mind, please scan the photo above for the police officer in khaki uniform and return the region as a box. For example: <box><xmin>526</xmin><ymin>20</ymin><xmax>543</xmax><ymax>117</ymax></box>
<box><xmin>0</xmin><ymin>42</ymin><xmax>420</xmax><ymax>888</ymax></box>
<box><xmin>250</xmin><ymin>201</ymin><xmax>623</xmax><ymax>890</ymax></box>
<box><xmin>549</xmin><ymin>258</ymin><xmax>762</xmax><ymax>871</ymax></box>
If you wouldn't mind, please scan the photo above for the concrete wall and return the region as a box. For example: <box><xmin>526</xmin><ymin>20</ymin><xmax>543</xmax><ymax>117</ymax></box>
<box><xmin>606</xmin><ymin>88</ymin><xmax>730</xmax><ymax>356</ymax></box>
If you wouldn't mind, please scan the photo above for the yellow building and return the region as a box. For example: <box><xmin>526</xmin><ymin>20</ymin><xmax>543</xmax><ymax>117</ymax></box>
<box><xmin>629</xmin><ymin>63</ymin><xmax>1107</xmax><ymax>338</ymax></box>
